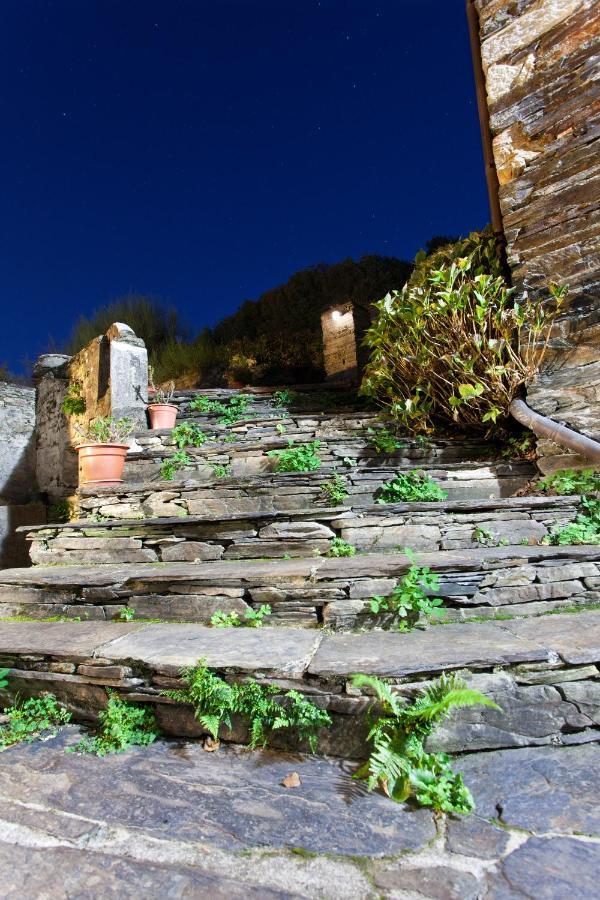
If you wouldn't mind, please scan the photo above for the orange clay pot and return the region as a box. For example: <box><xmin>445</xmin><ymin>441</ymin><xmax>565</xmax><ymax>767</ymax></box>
<box><xmin>148</xmin><ymin>403</ymin><xmax>178</xmax><ymax>429</ymax></box>
<box><xmin>77</xmin><ymin>444</ymin><xmax>129</xmax><ymax>485</ymax></box>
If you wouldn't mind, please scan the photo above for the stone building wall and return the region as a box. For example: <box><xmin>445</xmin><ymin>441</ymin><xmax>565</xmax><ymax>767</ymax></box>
<box><xmin>0</xmin><ymin>383</ymin><xmax>45</xmax><ymax>567</ymax></box>
<box><xmin>475</xmin><ymin>0</ymin><xmax>600</xmax><ymax>471</ymax></box>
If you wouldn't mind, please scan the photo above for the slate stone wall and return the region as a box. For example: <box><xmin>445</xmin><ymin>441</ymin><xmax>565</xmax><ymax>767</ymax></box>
<box><xmin>0</xmin><ymin>382</ymin><xmax>45</xmax><ymax>566</ymax></box>
<box><xmin>475</xmin><ymin>0</ymin><xmax>600</xmax><ymax>470</ymax></box>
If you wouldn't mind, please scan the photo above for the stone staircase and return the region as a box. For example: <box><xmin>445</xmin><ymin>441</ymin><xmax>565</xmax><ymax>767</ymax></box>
<box><xmin>0</xmin><ymin>387</ymin><xmax>599</xmax><ymax>759</ymax></box>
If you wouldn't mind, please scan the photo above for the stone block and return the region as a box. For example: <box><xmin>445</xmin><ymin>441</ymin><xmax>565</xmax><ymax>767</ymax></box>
<box><xmin>258</xmin><ymin>521</ymin><xmax>335</xmax><ymax>541</ymax></box>
<box><xmin>130</xmin><ymin>594</ymin><xmax>250</xmax><ymax>622</ymax></box>
<box><xmin>160</xmin><ymin>542</ymin><xmax>224</xmax><ymax>562</ymax></box>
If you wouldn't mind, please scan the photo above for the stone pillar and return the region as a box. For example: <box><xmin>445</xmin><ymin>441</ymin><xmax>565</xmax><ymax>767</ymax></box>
<box><xmin>35</xmin><ymin>324</ymin><xmax>148</xmax><ymax>498</ymax></box>
<box><xmin>321</xmin><ymin>302</ymin><xmax>371</xmax><ymax>383</ymax></box>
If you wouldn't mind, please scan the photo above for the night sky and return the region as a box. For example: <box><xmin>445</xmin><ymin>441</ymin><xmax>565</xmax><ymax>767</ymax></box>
<box><xmin>1</xmin><ymin>0</ymin><xmax>489</xmax><ymax>374</ymax></box>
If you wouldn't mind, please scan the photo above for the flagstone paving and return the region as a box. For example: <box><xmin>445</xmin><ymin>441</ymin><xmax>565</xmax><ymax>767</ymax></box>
<box><xmin>0</xmin><ymin>729</ymin><xmax>598</xmax><ymax>898</ymax></box>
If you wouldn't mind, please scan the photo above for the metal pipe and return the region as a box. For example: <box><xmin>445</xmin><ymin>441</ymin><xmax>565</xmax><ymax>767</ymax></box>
<box><xmin>509</xmin><ymin>398</ymin><xmax>600</xmax><ymax>464</ymax></box>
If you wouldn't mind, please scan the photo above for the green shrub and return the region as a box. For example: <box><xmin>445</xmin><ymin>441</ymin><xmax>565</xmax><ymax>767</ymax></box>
<box><xmin>69</xmin><ymin>690</ymin><xmax>159</xmax><ymax>756</ymax></box>
<box><xmin>160</xmin><ymin>450</ymin><xmax>192</xmax><ymax>480</ymax></box>
<box><xmin>164</xmin><ymin>659</ymin><xmax>331</xmax><ymax>751</ymax></box>
<box><xmin>48</xmin><ymin>499</ymin><xmax>74</xmax><ymax>523</ymax></box>
<box><xmin>172</xmin><ymin>422</ymin><xmax>207</xmax><ymax>448</ymax></box>
<box><xmin>0</xmin><ymin>695</ymin><xmax>71</xmax><ymax>748</ymax></box>
<box><xmin>0</xmin><ymin>668</ymin><xmax>9</xmax><ymax>689</ymax></box>
<box><xmin>211</xmin><ymin>605</ymin><xmax>272</xmax><ymax>628</ymax></box>
<box><xmin>361</xmin><ymin>231</ymin><xmax>565</xmax><ymax>434</ymax></box>
<box><xmin>369</xmin><ymin>550</ymin><xmax>443</xmax><ymax>628</ymax></box>
<box><xmin>539</xmin><ymin>468</ymin><xmax>600</xmax><ymax>496</ymax></box>
<box><xmin>267</xmin><ymin>440</ymin><xmax>322</xmax><ymax>473</ymax></box>
<box><xmin>320</xmin><ymin>473</ymin><xmax>349</xmax><ymax>505</ymax></box>
<box><xmin>352</xmin><ymin>672</ymin><xmax>499</xmax><ymax>812</ymax></box>
<box><xmin>377</xmin><ymin>471</ymin><xmax>447</xmax><ymax>503</ymax></box>
<box><xmin>327</xmin><ymin>537</ymin><xmax>356</xmax><ymax>558</ymax></box>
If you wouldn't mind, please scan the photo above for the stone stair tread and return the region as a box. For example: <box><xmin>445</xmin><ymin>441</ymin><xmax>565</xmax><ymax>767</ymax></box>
<box><xmin>2</xmin><ymin>544</ymin><xmax>600</xmax><ymax>588</ymax></box>
<box><xmin>0</xmin><ymin>609</ymin><xmax>598</xmax><ymax>679</ymax></box>
<box><xmin>18</xmin><ymin>506</ymin><xmax>349</xmax><ymax>533</ymax></box>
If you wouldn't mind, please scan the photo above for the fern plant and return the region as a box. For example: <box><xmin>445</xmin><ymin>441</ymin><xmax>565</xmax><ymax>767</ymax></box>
<box><xmin>352</xmin><ymin>672</ymin><xmax>499</xmax><ymax>813</ymax></box>
<box><xmin>69</xmin><ymin>690</ymin><xmax>159</xmax><ymax>756</ymax></box>
<box><xmin>164</xmin><ymin>659</ymin><xmax>331</xmax><ymax>751</ymax></box>
<box><xmin>267</xmin><ymin>440</ymin><xmax>322</xmax><ymax>473</ymax></box>
<box><xmin>377</xmin><ymin>471</ymin><xmax>447</xmax><ymax>503</ymax></box>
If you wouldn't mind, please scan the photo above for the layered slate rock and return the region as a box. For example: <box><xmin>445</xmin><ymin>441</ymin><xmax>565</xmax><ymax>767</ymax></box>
<box><xmin>1</xmin><ymin>611</ymin><xmax>599</xmax><ymax>756</ymax></box>
<box><xmin>3</xmin><ymin>544</ymin><xmax>600</xmax><ymax>625</ymax></box>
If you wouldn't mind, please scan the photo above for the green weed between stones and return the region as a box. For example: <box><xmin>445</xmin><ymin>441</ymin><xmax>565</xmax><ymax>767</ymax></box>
<box><xmin>320</xmin><ymin>473</ymin><xmax>349</xmax><ymax>505</ymax></box>
<box><xmin>189</xmin><ymin>393</ymin><xmax>252</xmax><ymax>425</ymax></box>
<box><xmin>171</xmin><ymin>422</ymin><xmax>208</xmax><ymax>448</ymax></box>
<box><xmin>367</xmin><ymin>426</ymin><xmax>405</xmax><ymax>455</ymax></box>
<box><xmin>377</xmin><ymin>471</ymin><xmax>447</xmax><ymax>503</ymax></box>
<box><xmin>267</xmin><ymin>440</ymin><xmax>322</xmax><ymax>473</ymax></box>
<box><xmin>543</xmin><ymin>497</ymin><xmax>600</xmax><ymax>545</ymax></box>
<box><xmin>327</xmin><ymin>537</ymin><xmax>356</xmax><ymax>558</ymax></box>
<box><xmin>118</xmin><ymin>605</ymin><xmax>136</xmax><ymax>622</ymax></box>
<box><xmin>210</xmin><ymin>463</ymin><xmax>231</xmax><ymax>478</ymax></box>
<box><xmin>0</xmin><ymin>695</ymin><xmax>71</xmax><ymax>749</ymax></box>
<box><xmin>60</xmin><ymin>381</ymin><xmax>86</xmax><ymax>416</ymax></box>
<box><xmin>68</xmin><ymin>690</ymin><xmax>159</xmax><ymax>756</ymax></box>
<box><xmin>164</xmin><ymin>659</ymin><xmax>331</xmax><ymax>752</ymax></box>
<box><xmin>352</xmin><ymin>672</ymin><xmax>499</xmax><ymax>814</ymax></box>
<box><xmin>539</xmin><ymin>468</ymin><xmax>600</xmax><ymax>495</ymax></box>
<box><xmin>211</xmin><ymin>604</ymin><xmax>272</xmax><ymax>628</ymax></box>
<box><xmin>370</xmin><ymin>549</ymin><xmax>443</xmax><ymax>629</ymax></box>
<box><xmin>160</xmin><ymin>450</ymin><xmax>192</xmax><ymax>480</ymax></box>
<box><xmin>273</xmin><ymin>389</ymin><xmax>295</xmax><ymax>408</ymax></box>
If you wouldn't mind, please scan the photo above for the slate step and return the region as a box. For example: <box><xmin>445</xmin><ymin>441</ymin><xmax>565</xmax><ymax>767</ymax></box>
<box><xmin>22</xmin><ymin>495</ymin><xmax>586</xmax><ymax>566</ymax></box>
<box><xmin>21</xmin><ymin>507</ymin><xmax>349</xmax><ymax>565</ymax></box>
<box><xmin>0</xmin><ymin>610</ymin><xmax>599</xmax><ymax>757</ymax></box>
<box><xmin>78</xmin><ymin>458</ymin><xmax>536</xmax><ymax>522</ymax></box>
<box><xmin>1</xmin><ymin>544</ymin><xmax>599</xmax><ymax>625</ymax></box>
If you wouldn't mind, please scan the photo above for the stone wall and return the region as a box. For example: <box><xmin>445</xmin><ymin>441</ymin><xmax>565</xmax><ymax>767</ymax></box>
<box><xmin>0</xmin><ymin>382</ymin><xmax>45</xmax><ymax>566</ymax></box>
<box><xmin>475</xmin><ymin>0</ymin><xmax>600</xmax><ymax>471</ymax></box>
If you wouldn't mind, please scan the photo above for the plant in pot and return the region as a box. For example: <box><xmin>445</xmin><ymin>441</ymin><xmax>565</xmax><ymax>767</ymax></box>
<box><xmin>147</xmin><ymin>368</ymin><xmax>178</xmax><ymax>429</ymax></box>
<box><xmin>74</xmin><ymin>417</ymin><xmax>135</xmax><ymax>485</ymax></box>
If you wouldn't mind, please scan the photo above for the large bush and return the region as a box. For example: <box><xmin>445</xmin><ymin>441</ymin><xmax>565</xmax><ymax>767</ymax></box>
<box><xmin>360</xmin><ymin>232</ymin><xmax>564</xmax><ymax>435</ymax></box>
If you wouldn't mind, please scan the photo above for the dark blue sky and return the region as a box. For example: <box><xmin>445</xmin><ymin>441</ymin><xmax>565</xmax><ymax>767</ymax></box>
<box><xmin>1</xmin><ymin>0</ymin><xmax>489</xmax><ymax>373</ymax></box>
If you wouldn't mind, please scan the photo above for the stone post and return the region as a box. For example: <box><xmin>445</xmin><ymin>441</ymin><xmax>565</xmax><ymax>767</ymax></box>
<box><xmin>321</xmin><ymin>302</ymin><xmax>371</xmax><ymax>383</ymax></box>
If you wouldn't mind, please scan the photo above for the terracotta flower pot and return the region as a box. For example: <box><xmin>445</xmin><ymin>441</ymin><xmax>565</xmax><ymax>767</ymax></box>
<box><xmin>148</xmin><ymin>403</ymin><xmax>178</xmax><ymax>429</ymax></box>
<box><xmin>77</xmin><ymin>444</ymin><xmax>129</xmax><ymax>485</ymax></box>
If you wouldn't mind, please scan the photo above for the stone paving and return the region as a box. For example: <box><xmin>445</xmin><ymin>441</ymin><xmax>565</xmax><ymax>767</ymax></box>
<box><xmin>1</xmin><ymin>729</ymin><xmax>598</xmax><ymax>898</ymax></box>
